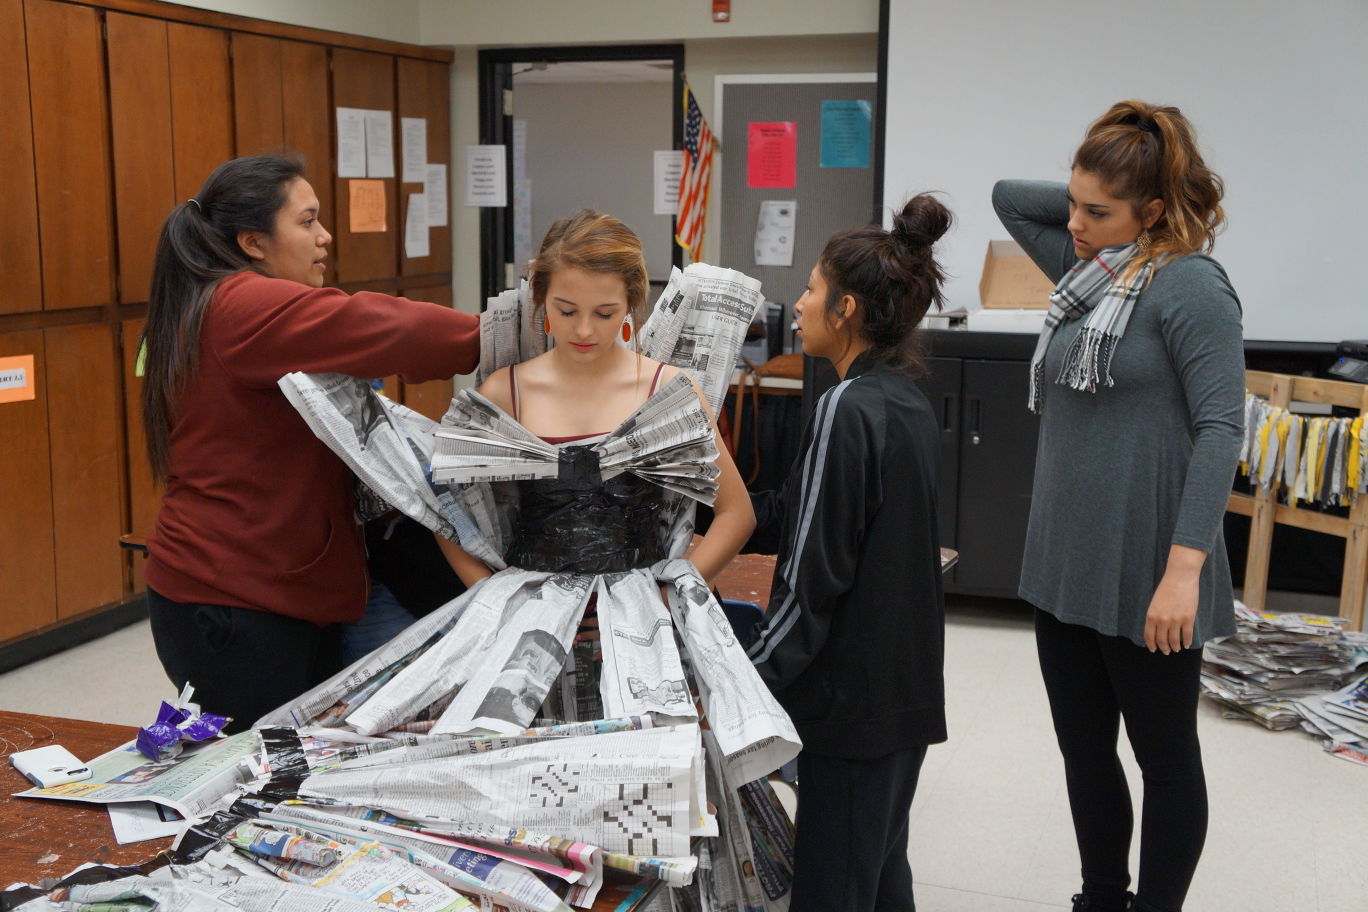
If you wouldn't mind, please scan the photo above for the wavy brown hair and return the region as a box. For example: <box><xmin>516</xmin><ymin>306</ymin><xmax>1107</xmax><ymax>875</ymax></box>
<box><xmin>528</xmin><ymin>210</ymin><xmax>650</xmax><ymax>338</ymax></box>
<box><xmin>1073</xmin><ymin>99</ymin><xmax>1225</xmax><ymax>279</ymax></box>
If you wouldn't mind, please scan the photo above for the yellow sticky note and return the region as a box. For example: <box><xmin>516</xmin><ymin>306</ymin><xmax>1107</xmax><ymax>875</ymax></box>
<box><xmin>0</xmin><ymin>354</ymin><xmax>35</xmax><ymax>404</ymax></box>
<box><xmin>350</xmin><ymin>179</ymin><xmax>388</xmax><ymax>233</ymax></box>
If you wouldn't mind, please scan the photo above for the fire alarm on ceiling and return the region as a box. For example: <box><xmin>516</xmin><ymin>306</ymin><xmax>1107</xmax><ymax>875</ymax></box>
<box><xmin>713</xmin><ymin>0</ymin><xmax>730</xmax><ymax>22</ymax></box>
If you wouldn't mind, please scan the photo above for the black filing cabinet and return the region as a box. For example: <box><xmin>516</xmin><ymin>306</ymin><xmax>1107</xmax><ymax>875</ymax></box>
<box><xmin>921</xmin><ymin>334</ymin><xmax>1041</xmax><ymax>599</ymax></box>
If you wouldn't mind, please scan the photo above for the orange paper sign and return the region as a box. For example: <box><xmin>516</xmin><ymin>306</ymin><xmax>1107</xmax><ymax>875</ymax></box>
<box><xmin>0</xmin><ymin>354</ymin><xmax>35</xmax><ymax>404</ymax></box>
<box><xmin>349</xmin><ymin>179</ymin><xmax>388</xmax><ymax>233</ymax></box>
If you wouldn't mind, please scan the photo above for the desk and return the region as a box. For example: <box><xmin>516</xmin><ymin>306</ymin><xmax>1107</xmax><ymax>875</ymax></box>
<box><xmin>0</xmin><ymin>712</ymin><xmax>166</xmax><ymax>882</ymax></box>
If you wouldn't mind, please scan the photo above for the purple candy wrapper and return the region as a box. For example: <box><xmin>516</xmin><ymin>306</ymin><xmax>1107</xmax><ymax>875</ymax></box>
<box><xmin>136</xmin><ymin>700</ymin><xmax>231</xmax><ymax>760</ymax></box>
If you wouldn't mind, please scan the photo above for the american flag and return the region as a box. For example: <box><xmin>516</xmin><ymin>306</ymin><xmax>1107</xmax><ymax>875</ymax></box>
<box><xmin>675</xmin><ymin>83</ymin><xmax>714</xmax><ymax>261</ymax></box>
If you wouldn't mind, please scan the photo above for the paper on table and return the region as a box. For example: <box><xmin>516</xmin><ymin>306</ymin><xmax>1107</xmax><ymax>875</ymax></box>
<box><xmin>405</xmin><ymin>192</ymin><xmax>430</xmax><ymax>259</ymax></box>
<box><xmin>108</xmin><ymin>801</ymin><xmax>186</xmax><ymax>844</ymax></box>
<box><xmin>754</xmin><ymin>200</ymin><xmax>797</xmax><ymax>267</ymax></box>
<box><xmin>349</xmin><ymin>180</ymin><xmax>387</xmax><ymax>233</ymax></box>
<box><xmin>364</xmin><ymin>109</ymin><xmax>395</xmax><ymax>179</ymax></box>
<box><xmin>426</xmin><ymin>163</ymin><xmax>448</xmax><ymax>227</ymax></box>
<box><xmin>336</xmin><ymin>107</ymin><xmax>367</xmax><ymax>179</ymax></box>
<box><xmin>402</xmin><ymin>117</ymin><xmax>427</xmax><ymax>183</ymax></box>
<box><xmin>653</xmin><ymin>150</ymin><xmax>683</xmax><ymax>215</ymax></box>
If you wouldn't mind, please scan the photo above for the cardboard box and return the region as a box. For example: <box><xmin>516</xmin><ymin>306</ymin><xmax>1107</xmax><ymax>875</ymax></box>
<box><xmin>979</xmin><ymin>240</ymin><xmax>1056</xmax><ymax>309</ymax></box>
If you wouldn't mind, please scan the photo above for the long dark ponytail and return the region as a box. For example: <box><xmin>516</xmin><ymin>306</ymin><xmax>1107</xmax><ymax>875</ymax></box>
<box><xmin>818</xmin><ymin>193</ymin><xmax>952</xmax><ymax>376</ymax></box>
<box><xmin>140</xmin><ymin>154</ymin><xmax>305</xmax><ymax>482</ymax></box>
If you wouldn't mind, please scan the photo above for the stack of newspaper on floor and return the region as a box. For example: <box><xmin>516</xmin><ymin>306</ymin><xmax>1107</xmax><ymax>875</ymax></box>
<box><xmin>1202</xmin><ymin>601</ymin><xmax>1368</xmax><ymax>766</ymax></box>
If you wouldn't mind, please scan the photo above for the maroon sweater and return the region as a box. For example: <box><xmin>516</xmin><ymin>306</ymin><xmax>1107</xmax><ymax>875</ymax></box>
<box><xmin>145</xmin><ymin>271</ymin><xmax>479</xmax><ymax>625</ymax></box>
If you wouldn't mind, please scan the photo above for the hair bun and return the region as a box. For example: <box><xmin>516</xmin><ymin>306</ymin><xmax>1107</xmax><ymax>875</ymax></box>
<box><xmin>891</xmin><ymin>193</ymin><xmax>951</xmax><ymax>251</ymax></box>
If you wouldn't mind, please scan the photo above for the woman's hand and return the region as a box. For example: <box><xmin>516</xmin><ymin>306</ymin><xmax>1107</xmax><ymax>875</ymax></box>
<box><xmin>1143</xmin><ymin>544</ymin><xmax>1207</xmax><ymax>654</ymax></box>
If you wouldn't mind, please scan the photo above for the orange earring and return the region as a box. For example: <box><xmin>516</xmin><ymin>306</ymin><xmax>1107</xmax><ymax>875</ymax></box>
<box><xmin>544</xmin><ymin>315</ymin><xmax>551</xmax><ymax>334</ymax></box>
<box><xmin>621</xmin><ymin>321</ymin><xmax>632</xmax><ymax>343</ymax></box>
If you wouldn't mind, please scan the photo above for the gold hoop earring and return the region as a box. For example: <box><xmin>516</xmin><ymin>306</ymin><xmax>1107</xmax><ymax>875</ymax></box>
<box><xmin>1136</xmin><ymin>230</ymin><xmax>1152</xmax><ymax>253</ymax></box>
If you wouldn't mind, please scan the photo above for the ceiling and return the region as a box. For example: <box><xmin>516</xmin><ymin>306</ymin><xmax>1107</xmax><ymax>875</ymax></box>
<box><xmin>511</xmin><ymin>59</ymin><xmax>674</xmax><ymax>85</ymax></box>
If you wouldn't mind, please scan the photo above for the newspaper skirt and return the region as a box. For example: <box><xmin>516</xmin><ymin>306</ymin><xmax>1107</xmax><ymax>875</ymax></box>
<box><xmin>257</xmin><ymin>558</ymin><xmax>799</xmax><ymax>911</ymax></box>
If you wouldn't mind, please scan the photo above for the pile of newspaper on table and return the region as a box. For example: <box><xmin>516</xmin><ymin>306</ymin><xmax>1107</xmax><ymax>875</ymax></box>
<box><xmin>6</xmin><ymin>264</ymin><xmax>799</xmax><ymax>912</ymax></box>
<box><xmin>1202</xmin><ymin>601</ymin><xmax>1368</xmax><ymax>766</ymax></box>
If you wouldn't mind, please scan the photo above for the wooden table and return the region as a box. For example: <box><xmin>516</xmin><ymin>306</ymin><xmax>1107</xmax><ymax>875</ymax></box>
<box><xmin>0</xmin><ymin>711</ymin><xmax>166</xmax><ymax>883</ymax></box>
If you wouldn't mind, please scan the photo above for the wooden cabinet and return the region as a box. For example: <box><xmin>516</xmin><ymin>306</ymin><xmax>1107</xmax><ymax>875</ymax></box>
<box><xmin>168</xmin><ymin>23</ymin><xmax>235</xmax><ymax>200</ymax></box>
<box><xmin>0</xmin><ymin>0</ymin><xmax>41</xmax><ymax>316</ymax></box>
<box><xmin>0</xmin><ymin>331</ymin><xmax>56</xmax><ymax>641</ymax></box>
<box><xmin>25</xmin><ymin>0</ymin><xmax>115</xmax><ymax>311</ymax></box>
<box><xmin>108</xmin><ymin>12</ymin><xmax>176</xmax><ymax>305</ymax></box>
<box><xmin>333</xmin><ymin>49</ymin><xmax>400</xmax><ymax>284</ymax></box>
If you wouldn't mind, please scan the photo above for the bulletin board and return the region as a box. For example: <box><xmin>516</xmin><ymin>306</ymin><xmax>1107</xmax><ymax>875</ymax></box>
<box><xmin>716</xmin><ymin>74</ymin><xmax>877</xmax><ymax>334</ymax></box>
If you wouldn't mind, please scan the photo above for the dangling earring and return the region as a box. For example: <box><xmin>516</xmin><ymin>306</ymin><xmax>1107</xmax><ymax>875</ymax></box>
<box><xmin>621</xmin><ymin>321</ymin><xmax>632</xmax><ymax>343</ymax></box>
<box><xmin>544</xmin><ymin>315</ymin><xmax>551</xmax><ymax>334</ymax></box>
<box><xmin>1136</xmin><ymin>229</ymin><xmax>1152</xmax><ymax>253</ymax></box>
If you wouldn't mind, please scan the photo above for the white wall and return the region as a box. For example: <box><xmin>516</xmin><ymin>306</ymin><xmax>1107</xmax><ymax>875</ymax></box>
<box><xmin>418</xmin><ymin>0</ymin><xmax>878</xmax><ymax>44</ymax></box>
<box><xmin>515</xmin><ymin>82</ymin><xmax>675</xmax><ymax>281</ymax></box>
<box><xmin>172</xmin><ymin>0</ymin><xmax>421</xmax><ymax>44</ymax></box>
<box><xmin>884</xmin><ymin>0</ymin><xmax>1368</xmax><ymax>343</ymax></box>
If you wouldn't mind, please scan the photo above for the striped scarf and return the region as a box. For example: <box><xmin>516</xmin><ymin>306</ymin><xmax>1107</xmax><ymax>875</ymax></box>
<box><xmin>1028</xmin><ymin>243</ymin><xmax>1152</xmax><ymax>413</ymax></box>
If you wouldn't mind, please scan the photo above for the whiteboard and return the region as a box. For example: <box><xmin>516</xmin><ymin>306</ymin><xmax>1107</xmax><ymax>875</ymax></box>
<box><xmin>882</xmin><ymin>0</ymin><xmax>1368</xmax><ymax>343</ymax></box>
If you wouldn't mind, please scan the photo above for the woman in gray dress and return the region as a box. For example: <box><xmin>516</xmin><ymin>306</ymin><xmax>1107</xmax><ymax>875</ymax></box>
<box><xmin>993</xmin><ymin>101</ymin><xmax>1244</xmax><ymax>912</ymax></box>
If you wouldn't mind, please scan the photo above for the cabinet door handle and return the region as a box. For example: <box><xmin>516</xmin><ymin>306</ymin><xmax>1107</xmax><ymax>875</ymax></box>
<box><xmin>968</xmin><ymin>396</ymin><xmax>982</xmax><ymax>445</ymax></box>
<box><xmin>941</xmin><ymin>394</ymin><xmax>957</xmax><ymax>433</ymax></box>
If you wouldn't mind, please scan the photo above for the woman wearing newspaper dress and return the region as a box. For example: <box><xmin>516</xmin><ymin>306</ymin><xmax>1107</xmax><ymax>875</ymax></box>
<box><xmin>993</xmin><ymin>101</ymin><xmax>1243</xmax><ymax>912</ymax></box>
<box><xmin>743</xmin><ymin>194</ymin><xmax>949</xmax><ymax>912</ymax></box>
<box><xmin>140</xmin><ymin>154</ymin><xmax>479</xmax><ymax>734</ymax></box>
<box><xmin>261</xmin><ymin>210</ymin><xmax>801</xmax><ymax>909</ymax></box>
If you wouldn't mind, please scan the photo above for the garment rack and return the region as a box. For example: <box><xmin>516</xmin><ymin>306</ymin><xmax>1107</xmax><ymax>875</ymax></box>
<box><xmin>1226</xmin><ymin>370</ymin><xmax>1368</xmax><ymax>631</ymax></box>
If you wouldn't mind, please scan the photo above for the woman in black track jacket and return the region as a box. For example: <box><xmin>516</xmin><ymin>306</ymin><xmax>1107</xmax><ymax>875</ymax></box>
<box><xmin>746</xmin><ymin>194</ymin><xmax>950</xmax><ymax>912</ymax></box>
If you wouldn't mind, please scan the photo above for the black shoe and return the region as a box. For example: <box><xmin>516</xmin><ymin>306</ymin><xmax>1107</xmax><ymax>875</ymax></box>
<box><xmin>1071</xmin><ymin>890</ymin><xmax>1135</xmax><ymax>912</ymax></box>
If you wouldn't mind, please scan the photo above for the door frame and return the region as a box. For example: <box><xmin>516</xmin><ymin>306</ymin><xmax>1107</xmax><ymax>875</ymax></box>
<box><xmin>477</xmin><ymin>44</ymin><xmax>685</xmax><ymax>302</ymax></box>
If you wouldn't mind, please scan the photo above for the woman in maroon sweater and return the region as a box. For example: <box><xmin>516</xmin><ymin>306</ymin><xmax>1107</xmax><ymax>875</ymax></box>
<box><xmin>139</xmin><ymin>155</ymin><xmax>479</xmax><ymax>731</ymax></box>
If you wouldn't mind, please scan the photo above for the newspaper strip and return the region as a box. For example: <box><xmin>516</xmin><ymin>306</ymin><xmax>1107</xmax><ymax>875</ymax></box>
<box><xmin>14</xmin><ymin>731</ymin><xmax>258</xmax><ymax>819</ymax></box>
<box><xmin>637</xmin><ymin>264</ymin><xmax>764</xmax><ymax>416</ymax></box>
<box><xmin>298</xmin><ymin>724</ymin><xmax>700</xmax><ymax>859</ymax></box>
<box><xmin>256</xmin><ymin>585</ymin><xmax>478</xmax><ymax>730</ymax></box>
<box><xmin>346</xmin><ymin>571</ymin><xmax>594</xmax><ymax>736</ymax></box>
<box><xmin>277</xmin><ymin>373</ymin><xmax>504</xmax><ymax>569</ymax></box>
<box><xmin>655</xmin><ymin>559</ymin><xmax>802</xmax><ymax>785</ymax></box>
<box><xmin>252</xmin><ymin>813</ymin><xmax>571</xmax><ymax>912</ymax></box>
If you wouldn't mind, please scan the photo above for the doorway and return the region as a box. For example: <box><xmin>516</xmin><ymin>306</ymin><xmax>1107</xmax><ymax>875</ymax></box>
<box><xmin>478</xmin><ymin>45</ymin><xmax>684</xmax><ymax>301</ymax></box>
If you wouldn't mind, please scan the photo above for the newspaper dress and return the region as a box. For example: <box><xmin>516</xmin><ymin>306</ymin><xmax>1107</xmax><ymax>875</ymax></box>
<box><xmin>255</xmin><ymin>264</ymin><xmax>801</xmax><ymax>912</ymax></box>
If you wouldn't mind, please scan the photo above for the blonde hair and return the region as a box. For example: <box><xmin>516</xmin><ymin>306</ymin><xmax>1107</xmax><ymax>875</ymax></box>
<box><xmin>529</xmin><ymin>210</ymin><xmax>650</xmax><ymax>333</ymax></box>
<box><xmin>1073</xmin><ymin>100</ymin><xmax>1225</xmax><ymax>279</ymax></box>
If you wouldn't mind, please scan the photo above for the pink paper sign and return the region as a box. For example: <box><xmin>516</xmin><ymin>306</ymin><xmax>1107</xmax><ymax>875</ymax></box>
<box><xmin>747</xmin><ymin>121</ymin><xmax>797</xmax><ymax>189</ymax></box>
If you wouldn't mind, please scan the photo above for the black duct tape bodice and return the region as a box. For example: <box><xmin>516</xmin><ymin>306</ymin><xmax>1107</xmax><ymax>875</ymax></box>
<box><xmin>503</xmin><ymin>445</ymin><xmax>665</xmax><ymax>574</ymax></box>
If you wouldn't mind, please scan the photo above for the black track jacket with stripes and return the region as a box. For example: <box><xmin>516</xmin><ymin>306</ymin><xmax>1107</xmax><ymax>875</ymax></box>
<box><xmin>745</xmin><ymin>353</ymin><xmax>946</xmax><ymax>758</ymax></box>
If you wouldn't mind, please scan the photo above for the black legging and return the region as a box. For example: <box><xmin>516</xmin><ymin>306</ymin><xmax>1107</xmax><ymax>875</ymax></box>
<box><xmin>147</xmin><ymin>587</ymin><xmax>342</xmax><ymax>733</ymax></box>
<box><xmin>1035</xmin><ymin>609</ymin><xmax>1207</xmax><ymax>912</ymax></box>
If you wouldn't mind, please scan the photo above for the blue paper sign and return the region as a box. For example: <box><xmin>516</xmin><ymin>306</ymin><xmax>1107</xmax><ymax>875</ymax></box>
<box><xmin>820</xmin><ymin>100</ymin><xmax>871</xmax><ymax>169</ymax></box>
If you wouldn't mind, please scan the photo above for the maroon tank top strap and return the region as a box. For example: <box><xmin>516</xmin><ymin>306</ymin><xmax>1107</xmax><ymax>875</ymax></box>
<box><xmin>648</xmin><ymin>361</ymin><xmax>667</xmax><ymax>397</ymax></box>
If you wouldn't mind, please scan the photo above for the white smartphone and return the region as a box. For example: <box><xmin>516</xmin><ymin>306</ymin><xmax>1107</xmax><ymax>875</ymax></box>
<box><xmin>10</xmin><ymin>744</ymin><xmax>92</xmax><ymax>788</ymax></box>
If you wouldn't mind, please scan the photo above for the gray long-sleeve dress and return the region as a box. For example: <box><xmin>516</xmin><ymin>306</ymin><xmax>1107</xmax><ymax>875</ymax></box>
<box><xmin>993</xmin><ymin>179</ymin><xmax>1245</xmax><ymax>647</ymax></box>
